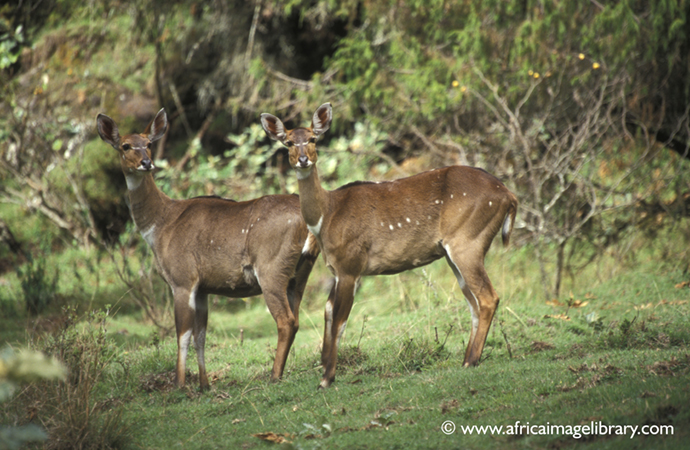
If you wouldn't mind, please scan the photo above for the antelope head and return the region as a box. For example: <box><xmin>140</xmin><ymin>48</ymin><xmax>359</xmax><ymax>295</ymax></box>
<box><xmin>261</xmin><ymin>103</ymin><xmax>332</xmax><ymax>179</ymax></box>
<box><xmin>97</xmin><ymin>108</ymin><xmax>168</xmax><ymax>176</ymax></box>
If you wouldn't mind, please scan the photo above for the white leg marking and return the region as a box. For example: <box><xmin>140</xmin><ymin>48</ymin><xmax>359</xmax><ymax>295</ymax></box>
<box><xmin>307</xmin><ymin>216</ymin><xmax>324</xmax><ymax>238</ymax></box>
<box><xmin>179</xmin><ymin>329</ymin><xmax>193</xmax><ymax>366</ymax></box>
<box><xmin>336</xmin><ymin>320</ymin><xmax>348</xmax><ymax>346</ymax></box>
<box><xmin>443</xmin><ymin>244</ymin><xmax>467</xmax><ymax>290</ymax></box>
<box><xmin>324</xmin><ymin>300</ymin><xmax>334</xmax><ymax>347</ymax></box>
<box><xmin>188</xmin><ymin>288</ymin><xmax>197</xmax><ymax>310</ymax></box>
<box><xmin>302</xmin><ymin>233</ymin><xmax>315</xmax><ymax>255</ymax></box>
<box><xmin>195</xmin><ymin>328</ymin><xmax>206</xmax><ymax>371</ymax></box>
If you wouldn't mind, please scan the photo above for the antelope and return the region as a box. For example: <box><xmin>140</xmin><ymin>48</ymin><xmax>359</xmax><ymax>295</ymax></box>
<box><xmin>261</xmin><ymin>103</ymin><xmax>518</xmax><ymax>388</ymax></box>
<box><xmin>97</xmin><ymin>108</ymin><xmax>319</xmax><ymax>390</ymax></box>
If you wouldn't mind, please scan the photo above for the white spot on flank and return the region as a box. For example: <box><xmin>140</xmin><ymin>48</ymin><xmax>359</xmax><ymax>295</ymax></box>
<box><xmin>381</xmin><ymin>222</ymin><xmax>384</xmax><ymax>227</ymax></box>
<box><xmin>427</xmin><ymin>215</ymin><xmax>432</xmax><ymax>220</ymax></box>
<box><xmin>489</xmin><ymin>201</ymin><xmax>492</xmax><ymax>206</ymax></box>
<box><xmin>140</xmin><ymin>225</ymin><xmax>156</xmax><ymax>247</ymax></box>
<box><xmin>389</xmin><ymin>224</ymin><xmax>394</xmax><ymax>230</ymax></box>
<box><xmin>450</xmin><ymin>194</ymin><xmax>454</xmax><ymax>199</ymax></box>
<box><xmin>416</xmin><ymin>220</ymin><xmax>420</xmax><ymax>225</ymax></box>
<box><xmin>463</xmin><ymin>192</ymin><xmax>467</xmax><ymax>196</ymax></box>
<box><xmin>397</xmin><ymin>223</ymin><xmax>402</xmax><ymax>228</ymax></box>
<box><xmin>307</xmin><ymin>216</ymin><xmax>324</xmax><ymax>237</ymax></box>
<box><xmin>435</xmin><ymin>199</ymin><xmax>440</xmax><ymax>204</ymax></box>
<box><xmin>406</xmin><ymin>217</ymin><xmax>411</xmax><ymax>223</ymax></box>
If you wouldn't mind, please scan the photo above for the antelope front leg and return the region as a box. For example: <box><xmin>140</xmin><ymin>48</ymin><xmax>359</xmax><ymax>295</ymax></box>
<box><xmin>174</xmin><ymin>288</ymin><xmax>195</xmax><ymax>388</ymax></box>
<box><xmin>193</xmin><ymin>294</ymin><xmax>210</xmax><ymax>390</ymax></box>
<box><xmin>319</xmin><ymin>275</ymin><xmax>357</xmax><ymax>389</ymax></box>
<box><xmin>460</xmin><ymin>271</ymin><xmax>499</xmax><ymax>367</ymax></box>
<box><xmin>263</xmin><ymin>285</ymin><xmax>299</xmax><ymax>382</ymax></box>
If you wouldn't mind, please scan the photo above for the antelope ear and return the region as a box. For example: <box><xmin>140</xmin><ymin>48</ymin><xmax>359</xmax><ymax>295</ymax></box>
<box><xmin>311</xmin><ymin>103</ymin><xmax>332</xmax><ymax>137</ymax></box>
<box><xmin>260</xmin><ymin>113</ymin><xmax>288</xmax><ymax>143</ymax></box>
<box><xmin>96</xmin><ymin>114</ymin><xmax>121</xmax><ymax>149</ymax></box>
<box><xmin>145</xmin><ymin>108</ymin><xmax>168</xmax><ymax>142</ymax></box>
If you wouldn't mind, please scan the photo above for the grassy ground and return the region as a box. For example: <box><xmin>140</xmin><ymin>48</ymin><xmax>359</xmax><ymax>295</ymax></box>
<box><xmin>1</xmin><ymin>230</ymin><xmax>689</xmax><ymax>449</ymax></box>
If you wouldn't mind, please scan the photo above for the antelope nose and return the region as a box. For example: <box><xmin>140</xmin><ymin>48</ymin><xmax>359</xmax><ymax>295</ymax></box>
<box><xmin>298</xmin><ymin>155</ymin><xmax>309</xmax><ymax>167</ymax></box>
<box><xmin>141</xmin><ymin>159</ymin><xmax>153</xmax><ymax>170</ymax></box>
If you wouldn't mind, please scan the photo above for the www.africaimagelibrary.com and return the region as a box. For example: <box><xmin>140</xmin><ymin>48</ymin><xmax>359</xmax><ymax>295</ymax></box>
<box><xmin>441</xmin><ymin>420</ymin><xmax>674</xmax><ymax>439</ymax></box>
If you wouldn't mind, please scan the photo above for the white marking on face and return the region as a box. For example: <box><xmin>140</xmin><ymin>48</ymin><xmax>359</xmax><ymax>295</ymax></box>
<box><xmin>140</xmin><ymin>225</ymin><xmax>156</xmax><ymax>247</ymax></box>
<box><xmin>307</xmin><ymin>215</ymin><xmax>324</xmax><ymax>237</ymax></box>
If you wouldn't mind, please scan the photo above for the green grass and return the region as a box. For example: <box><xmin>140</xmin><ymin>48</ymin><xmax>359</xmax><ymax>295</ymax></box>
<box><xmin>2</xmin><ymin>231</ymin><xmax>690</xmax><ymax>449</ymax></box>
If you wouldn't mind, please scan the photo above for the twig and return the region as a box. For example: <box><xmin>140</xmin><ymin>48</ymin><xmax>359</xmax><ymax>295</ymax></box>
<box><xmin>499</xmin><ymin>321</ymin><xmax>513</xmax><ymax>360</ymax></box>
<box><xmin>505</xmin><ymin>306</ymin><xmax>528</xmax><ymax>328</ymax></box>
<box><xmin>356</xmin><ymin>315</ymin><xmax>368</xmax><ymax>348</ymax></box>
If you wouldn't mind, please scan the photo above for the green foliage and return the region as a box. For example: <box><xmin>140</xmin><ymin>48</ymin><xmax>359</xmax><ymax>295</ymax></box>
<box><xmin>0</xmin><ymin>24</ymin><xmax>24</xmax><ymax>69</ymax></box>
<box><xmin>2</xmin><ymin>306</ymin><xmax>133</xmax><ymax>450</ymax></box>
<box><xmin>17</xmin><ymin>254</ymin><xmax>60</xmax><ymax>316</ymax></box>
<box><xmin>0</xmin><ymin>347</ymin><xmax>66</xmax><ymax>450</ymax></box>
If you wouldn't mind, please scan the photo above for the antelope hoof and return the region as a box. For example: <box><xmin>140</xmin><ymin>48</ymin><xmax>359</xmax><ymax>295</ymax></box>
<box><xmin>318</xmin><ymin>378</ymin><xmax>332</xmax><ymax>389</ymax></box>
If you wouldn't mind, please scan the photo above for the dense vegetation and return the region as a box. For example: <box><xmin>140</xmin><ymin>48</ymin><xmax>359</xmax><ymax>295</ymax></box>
<box><xmin>1</xmin><ymin>1</ymin><xmax>689</xmax><ymax>448</ymax></box>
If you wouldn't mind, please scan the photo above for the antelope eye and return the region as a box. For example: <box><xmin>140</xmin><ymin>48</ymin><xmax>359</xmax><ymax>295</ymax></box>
<box><xmin>284</xmin><ymin>140</ymin><xmax>293</xmax><ymax>147</ymax></box>
<box><xmin>309</xmin><ymin>136</ymin><xmax>317</xmax><ymax>143</ymax></box>
<box><xmin>122</xmin><ymin>144</ymin><xmax>131</xmax><ymax>150</ymax></box>
<box><xmin>147</xmin><ymin>143</ymin><xmax>152</xmax><ymax>149</ymax></box>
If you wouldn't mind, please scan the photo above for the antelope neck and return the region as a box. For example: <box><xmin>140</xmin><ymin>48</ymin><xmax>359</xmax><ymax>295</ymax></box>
<box><xmin>127</xmin><ymin>172</ymin><xmax>170</xmax><ymax>233</ymax></box>
<box><xmin>296</xmin><ymin>166</ymin><xmax>330</xmax><ymax>230</ymax></box>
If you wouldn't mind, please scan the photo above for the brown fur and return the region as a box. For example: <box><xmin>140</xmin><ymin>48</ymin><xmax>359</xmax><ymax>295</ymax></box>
<box><xmin>262</xmin><ymin>103</ymin><xmax>518</xmax><ymax>388</ymax></box>
<box><xmin>98</xmin><ymin>109</ymin><xmax>319</xmax><ymax>390</ymax></box>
